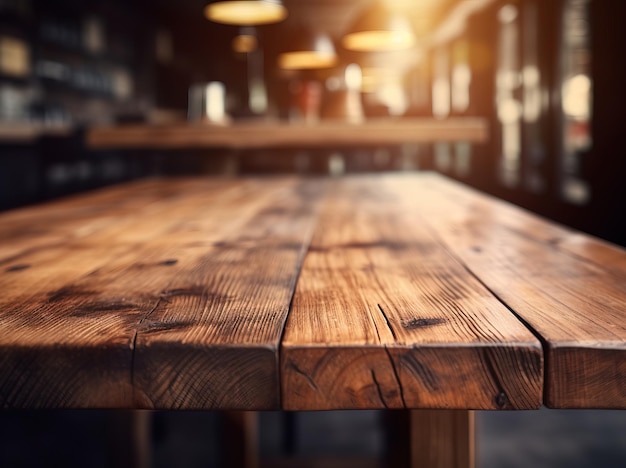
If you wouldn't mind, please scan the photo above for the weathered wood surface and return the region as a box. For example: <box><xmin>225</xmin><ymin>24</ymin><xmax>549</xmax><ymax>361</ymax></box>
<box><xmin>1</xmin><ymin>173</ymin><xmax>624</xmax><ymax>410</ymax></box>
<box><xmin>281</xmin><ymin>177</ymin><xmax>543</xmax><ymax>410</ymax></box>
<box><xmin>399</xmin><ymin>173</ymin><xmax>626</xmax><ymax>408</ymax></box>
<box><xmin>0</xmin><ymin>177</ymin><xmax>324</xmax><ymax>409</ymax></box>
<box><xmin>86</xmin><ymin>118</ymin><xmax>489</xmax><ymax>150</ymax></box>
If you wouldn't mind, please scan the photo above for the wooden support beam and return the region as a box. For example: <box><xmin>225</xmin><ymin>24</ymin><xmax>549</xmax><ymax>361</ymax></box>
<box><xmin>410</xmin><ymin>410</ymin><xmax>475</xmax><ymax>468</ymax></box>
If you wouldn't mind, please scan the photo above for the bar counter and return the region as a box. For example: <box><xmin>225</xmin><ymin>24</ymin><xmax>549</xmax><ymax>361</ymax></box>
<box><xmin>86</xmin><ymin>118</ymin><xmax>489</xmax><ymax>150</ymax></box>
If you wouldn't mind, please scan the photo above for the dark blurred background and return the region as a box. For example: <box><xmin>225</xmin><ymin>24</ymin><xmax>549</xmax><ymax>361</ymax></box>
<box><xmin>0</xmin><ymin>409</ymin><xmax>625</xmax><ymax>467</ymax></box>
<box><xmin>1</xmin><ymin>0</ymin><xmax>625</xmax><ymax>245</ymax></box>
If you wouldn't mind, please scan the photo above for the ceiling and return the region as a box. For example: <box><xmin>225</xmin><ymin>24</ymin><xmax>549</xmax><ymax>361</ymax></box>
<box><xmin>152</xmin><ymin>0</ymin><xmax>493</xmax><ymax>75</ymax></box>
<box><xmin>162</xmin><ymin>0</ymin><xmax>459</xmax><ymax>40</ymax></box>
<box><xmin>281</xmin><ymin>0</ymin><xmax>457</xmax><ymax>41</ymax></box>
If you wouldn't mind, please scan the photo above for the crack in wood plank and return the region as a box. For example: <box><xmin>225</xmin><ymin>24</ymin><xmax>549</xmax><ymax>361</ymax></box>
<box><xmin>370</xmin><ymin>369</ymin><xmax>389</xmax><ymax>409</ymax></box>
<box><xmin>130</xmin><ymin>296</ymin><xmax>164</xmax><ymax>393</ymax></box>
<box><xmin>377</xmin><ymin>303</ymin><xmax>397</xmax><ymax>341</ymax></box>
<box><xmin>287</xmin><ymin>360</ymin><xmax>319</xmax><ymax>392</ymax></box>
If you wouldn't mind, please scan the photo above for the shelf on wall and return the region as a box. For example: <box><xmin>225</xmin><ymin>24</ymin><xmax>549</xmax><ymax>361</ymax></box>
<box><xmin>0</xmin><ymin>122</ymin><xmax>72</xmax><ymax>143</ymax></box>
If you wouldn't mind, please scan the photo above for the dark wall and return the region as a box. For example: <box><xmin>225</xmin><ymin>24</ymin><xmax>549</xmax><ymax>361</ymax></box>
<box><xmin>433</xmin><ymin>0</ymin><xmax>626</xmax><ymax>247</ymax></box>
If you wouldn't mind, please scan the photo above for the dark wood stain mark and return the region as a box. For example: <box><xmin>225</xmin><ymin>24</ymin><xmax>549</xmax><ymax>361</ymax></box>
<box><xmin>140</xmin><ymin>319</ymin><xmax>195</xmax><ymax>334</ymax></box>
<box><xmin>160</xmin><ymin>286</ymin><xmax>207</xmax><ymax>298</ymax></box>
<box><xmin>471</xmin><ymin>246</ymin><xmax>483</xmax><ymax>253</ymax></box>
<box><xmin>402</xmin><ymin>318</ymin><xmax>446</xmax><ymax>330</ymax></box>
<box><xmin>0</xmin><ymin>241</ymin><xmax>65</xmax><ymax>268</ymax></box>
<box><xmin>159</xmin><ymin>259</ymin><xmax>178</xmax><ymax>266</ymax></box>
<box><xmin>6</xmin><ymin>264</ymin><xmax>30</xmax><ymax>272</ymax></box>
<box><xmin>495</xmin><ymin>391</ymin><xmax>509</xmax><ymax>408</ymax></box>
<box><xmin>48</xmin><ymin>286</ymin><xmax>97</xmax><ymax>303</ymax></box>
<box><xmin>211</xmin><ymin>241</ymin><xmax>302</xmax><ymax>252</ymax></box>
<box><xmin>71</xmin><ymin>301</ymin><xmax>137</xmax><ymax>316</ymax></box>
<box><xmin>482</xmin><ymin>348</ymin><xmax>510</xmax><ymax>409</ymax></box>
<box><xmin>160</xmin><ymin>286</ymin><xmax>233</xmax><ymax>304</ymax></box>
<box><xmin>401</xmin><ymin>353</ymin><xmax>439</xmax><ymax>392</ymax></box>
<box><xmin>309</xmin><ymin>241</ymin><xmax>411</xmax><ymax>253</ymax></box>
<box><xmin>547</xmin><ymin>237</ymin><xmax>562</xmax><ymax>246</ymax></box>
<box><xmin>258</xmin><ymin>207</ymin><xmax>290</xmax><ymax>217</ymax></box>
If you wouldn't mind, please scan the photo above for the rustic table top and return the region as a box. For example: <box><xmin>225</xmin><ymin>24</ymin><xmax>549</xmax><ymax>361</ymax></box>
<box><xmin>0</xmin><ymin>173</ymin><xmax>623</xmax><ymax>410</ymax></box>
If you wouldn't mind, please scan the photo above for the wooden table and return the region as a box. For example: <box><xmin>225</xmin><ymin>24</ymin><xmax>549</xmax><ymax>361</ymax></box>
<box><xmin>86</xmin><ymin>118</ymin><xmax>488</xmax><ymax>150</ymax></box>
<box><xmin>0</xmin><ymin>173</ymin><xmax>624</xmax><ymax>467</ymax></box>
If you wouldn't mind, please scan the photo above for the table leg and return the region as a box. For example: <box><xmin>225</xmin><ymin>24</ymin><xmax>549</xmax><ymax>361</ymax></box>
<box><xmin>410</xmin><ymin>410</ymin><xmax>475</xmax><ymax>468</ymax></box>
<box><xmin>107</xmin><ymin>410</ymin><xmax>152</xmax><ymax>468</ymax></box>
<box><xmin>220</xmin><ymin>411</ymin><xmax>259</xmax><ymax>468</ymax></box>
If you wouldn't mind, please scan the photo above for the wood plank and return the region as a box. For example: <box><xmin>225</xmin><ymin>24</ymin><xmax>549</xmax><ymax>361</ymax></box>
<box><xmin>281</xmin><ymin>176</ymin><xmax>543</xmax><ymax>411</ymax></box>
<box><xmin>0</xmin><ymin>178</ymin><xmax>233</xmax><ymax>265</ymax></box>
<box><xmin>417</xmin><ymin>173</ymin><xmax>626</xmax><ymax>278</ymax></box>
<box><xmin>0</xmin><ymin>179</ymin><xmax>243</xmax><ymax>307</ymax></box>
<box><xmin>86</xmin><ymin>118</ymin><xmax>489</xmax><ymax>150</ymax></box>
<box><xmin>400</xmin><ymin>173</ymin><xmax>626</xmax><ymax>408</ymax></box>
<box><xmin>0</xmin><ymin>178</ymin><xmax>325</xmax><ymax>409</ymax></box>
<box><xmin>0</xmin><ymin>179</ymin><xmax>263</xmax><ymax>409</ymax></box>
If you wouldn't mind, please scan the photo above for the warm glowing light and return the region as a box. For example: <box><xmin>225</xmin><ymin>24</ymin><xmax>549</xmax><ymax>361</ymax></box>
<box><xmin>432</xmin><ymin>48</ymin><xmax>450</xmax><ymax>118</ymax></box>
<box><xmin>498</xmin><ymin>5</ymin><xmax>518</xmax><ymax>24</ymax></box>
<box><xmin>523</xmin><ymin>66</ymin><xmax>539</xmax><ymax>85</ymax></box>
<box><xmin>204</xmin><ymin>1</ymin><xmax>287</xmax><ymax>26</ymax></box>
<box><xmin>379</xmin><ymin>81</ymin><xmax>408</xmax><ymax>116</ymax></box>
<box><xmin>498</xmin><ymin>98</ymin><xmax>522</xmax><ymax>123</ymax></box>
<box><xmin>232</xmin><ymin>34</ymin><xmax>258</xmax><ymax>53</ymax></box>
<box><xmin>452</xmin><ymin>64</ymin><xmax>471</xmax><ymax>112</ymax></box>
<box><xmin>278</xmin><ymin>34</ymin><xmax>337</xmax><ymax>70</ymax></box>
<box><xmin>342</xmin><ymin>6</ymin><xmax>415</xmax><ymax>52</ymax></box>
<box><xmin>431</xmin><ymin>0</ymin><xmax>493</xmax><ymax>45</ymax></box>
<box><xmin>342</xmin><ymin>29</ymin><xmax>415</xmax><ymax>52</ymax></box>
<box><xmin>278</xmin><ymin>51</ymin><xmax>337</xmax><ymax>70</ymax></box>
<box><xmin>562</xmin><ymin>74</ymin><xmax>591</xmax><ymax>119</ymax></box>
<box><xmin>345</xmin><ymin>64</ymin><xmax>362</xmax><ymax>91</ymax></box>
<box><xmin>432</xmin><ymin>78</ymin><xmax>450</xmax><ymax>118</ymax></box>
<box><xmin>205</xmin><ymin>82</ymin><xmax>226</xmax><ymax>122</ymax></box>
<box><xmin>360</xmin><ymin>68</ymin><xmax>399</xmax><ymax>93</ymax></box>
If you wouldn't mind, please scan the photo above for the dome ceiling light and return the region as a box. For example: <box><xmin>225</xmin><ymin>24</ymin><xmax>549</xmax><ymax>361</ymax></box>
<box><xmin>204</xmin><ymin>0</ymin><xmax>288</xmax><ymax>26</ymax></box>
<box><xmin>342</xmin><ymin>4</ymin><xmax>416</xmax><ymax>52</ymax></box>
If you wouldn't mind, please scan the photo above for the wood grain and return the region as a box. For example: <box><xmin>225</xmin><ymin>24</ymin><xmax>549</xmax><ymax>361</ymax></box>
<box><xmin>281</xmin><ymin>177</ymin><xmax>543</xmax><ymax>411</ymax></box>
<box><xmin>416</xmin><ymin>172</ymin><xmax>626</xmax><ymax>277</ymax></box>
<box><xmin>400</xmin><ymin>173</ymin><xmax>626</xmax><ymax>408</ymax></box>
<box><xmin>2</xmin><ymin>172</ymin><xmax>624</xmax><ymax>411</ymax></box>
<box><xmin>86</xmin><ymin>118</ymin><xmax>489</xmax><ymax>150</ymax></box>
<box><xmin>0</xmin><ymin>177</ymin><xmax>324</xmax><ymax>409</ymax></box>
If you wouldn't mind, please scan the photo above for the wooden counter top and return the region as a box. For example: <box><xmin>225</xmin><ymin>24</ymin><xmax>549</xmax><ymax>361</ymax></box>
<box><xmin>86</xmin><ymin>118</ymin><xmax>489</xmax><ymax>150</ymax></box>
<box><xmin>0</xmin><ymin>173</ymin><xmax>623</xmax><ymax>411</ymax></box>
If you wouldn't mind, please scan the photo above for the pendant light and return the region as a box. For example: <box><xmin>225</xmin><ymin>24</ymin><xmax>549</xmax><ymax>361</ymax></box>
<box><xmin>278</xmin><ymin>30</ymin><xmax>338</xmax><ymax>70</ymax></box>
<box><xmin>204</xmin><ymin>0</ymin><xmax>287</xmax><ymax>26</ymax></box>
<box><xmin>342</xmin><ymin>4</ymin><xmax>415</xmax><ymax>52</ymax></box>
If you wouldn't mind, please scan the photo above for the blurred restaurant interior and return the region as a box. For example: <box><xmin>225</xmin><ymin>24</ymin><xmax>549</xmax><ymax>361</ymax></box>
<box><xmin>1</xmin><ymin>0</ymin><xmax>625</xmax><ymax>467</ymax></box>
<box><xmin>0</xmin><ymin>0</ymin><xmax>624</xmax><ymax>245</ymax></box>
